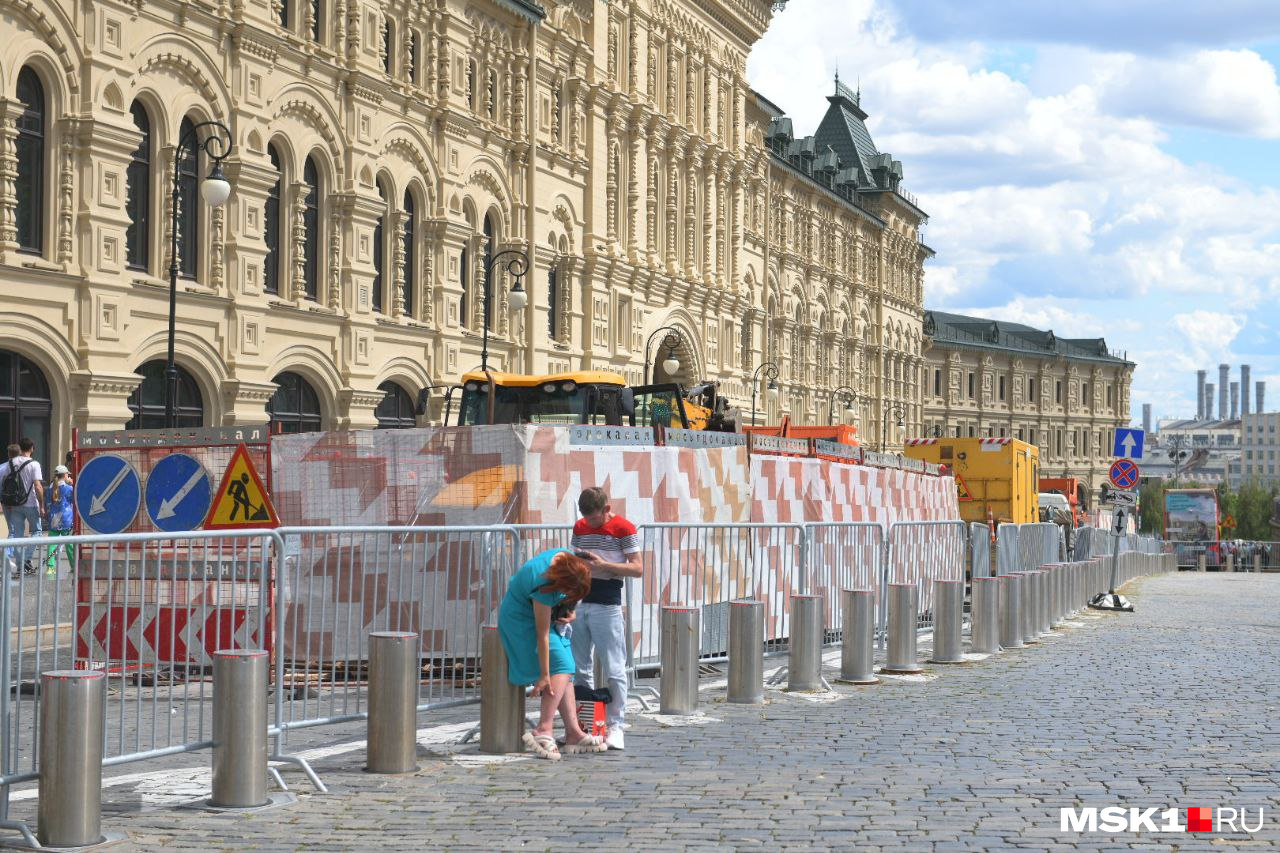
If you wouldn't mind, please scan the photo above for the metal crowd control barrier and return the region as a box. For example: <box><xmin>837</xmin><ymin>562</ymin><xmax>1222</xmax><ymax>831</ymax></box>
<box><xmin>509</xmin><ymin>524</ymin><xmax>574</xmax><ymax>563</ymax></box>
<box><xmin>884</xmin><ymin>521</ymin><xmax>968</xmax><ymax>635</ymax></box>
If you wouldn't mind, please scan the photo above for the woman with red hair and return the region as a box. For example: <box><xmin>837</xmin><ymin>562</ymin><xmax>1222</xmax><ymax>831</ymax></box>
<box><xmin>497</xmin><ymin>549</ymin><xmax>604</xmax><ymax>759</ymax></box>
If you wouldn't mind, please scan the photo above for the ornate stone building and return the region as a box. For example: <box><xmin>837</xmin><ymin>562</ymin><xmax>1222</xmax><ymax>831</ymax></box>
<box><xmin>0</xmin><ymin>0</ymin><xmax>927</xmax><ymax>465</ymax></box>
<box><xmin>922</xmin><ymin>311</ymin><xmax>1135</xmax><ymax>500</ymax></box>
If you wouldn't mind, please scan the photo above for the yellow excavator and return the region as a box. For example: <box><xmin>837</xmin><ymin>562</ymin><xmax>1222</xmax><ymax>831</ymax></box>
<box><xmin>451</xmin><ymin>370</ymin><xmax>740</xmax><ymax>432</ymax></box>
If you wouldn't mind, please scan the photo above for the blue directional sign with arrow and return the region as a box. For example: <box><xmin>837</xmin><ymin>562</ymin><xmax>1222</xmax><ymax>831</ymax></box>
<box><xmin>1112</xmin><ymin>427</ymin><xmax>1145</xmax><ymax>460</ymax></box>
<box><xmin>75</xmin><ymin>454</ymin><xmax>141</xmax><ymax>535</ymax></box>
<box><xmin>144</xmin><ymin>453</ymin><xmax>213</xmax><ymax>533</ymax></box>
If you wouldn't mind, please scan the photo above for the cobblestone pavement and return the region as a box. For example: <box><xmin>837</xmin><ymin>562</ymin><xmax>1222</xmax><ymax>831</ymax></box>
<box><xmin>7</xmin><ymin>571</ymin><xmax>1279</xmax><ymax>851</ymax></box>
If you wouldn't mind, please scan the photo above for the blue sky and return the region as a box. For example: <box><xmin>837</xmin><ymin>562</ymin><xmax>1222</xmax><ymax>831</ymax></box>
<box><xmin>749</xmin><ymin>0</ymin><xmax>1280</xmax><ymax>423</ymax></box>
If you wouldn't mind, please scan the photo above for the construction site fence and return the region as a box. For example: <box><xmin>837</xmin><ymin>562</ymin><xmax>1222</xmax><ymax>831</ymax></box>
<box><xmin>1167</xmin><ymin>539</ymin><xmax>1280</xmax><ymax>570</ymax></box>
<box><xmin>1072</xmin><ymin>527</ymin><xmax>1166</xmax><ymax>560</ymax></box>
<box><xmin>0</xmin><ymin>518</ymin><xmax>967</xmax><ymax>818</ymax></box>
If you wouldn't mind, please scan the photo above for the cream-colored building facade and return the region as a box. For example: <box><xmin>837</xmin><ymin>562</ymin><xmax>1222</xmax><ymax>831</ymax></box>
<box><xmin>0</xmin><ymin>0</ymin><xmax>927</xmax><ymax>466</ymax></box>
<box><xmin>922</xmin><ymin>311</ymin><xmax>1135</xmax><ymax>501</ymax></box>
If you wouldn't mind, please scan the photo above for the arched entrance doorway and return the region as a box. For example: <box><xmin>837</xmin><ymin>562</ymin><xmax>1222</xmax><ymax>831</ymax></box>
<box><xmin>0</xmin><ymin>350</ymin><xmax>52</xmax><ymax>470</ymax></box>
<box><xmin>648</xmin><ymin>330</ymin><xmax>699</xmax><ymax>388</ymax></box>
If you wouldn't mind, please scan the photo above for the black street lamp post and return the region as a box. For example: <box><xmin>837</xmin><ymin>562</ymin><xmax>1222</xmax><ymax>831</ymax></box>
<box><xmin>880</xmin><ymin>403</ymin><xmax>907</xmax><ymax>452</ymax></box>
<box><xmin>643</xmin><ymin>326</ymin><xmax>687</xmax><ymax>385</ymax></box>
<box><xmin>1167</xmin><ymin>434</ymin><xmax>1189</xmax><ymax>487</ymax></box>
<box><xmin>828</xmin><ymin>385</ymin><xmax>861</xmax><ymax>426</ymax></box>
<box><xmin>479</xmin><ymin>249</ymin><xmax>528</xmax><ymax>372</ymax></box>
<box><xmin>165</xmin><ymin>120</ymin><xmax>233</xmax><ymax>428</ymax></box>
<box><xmin>750</xmin><ymin>361</ymin><xmax>780</xmax><ymax>426</ymax></box>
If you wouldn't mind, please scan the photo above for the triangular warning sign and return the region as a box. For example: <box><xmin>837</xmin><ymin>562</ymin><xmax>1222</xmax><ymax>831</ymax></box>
<box><xmin>954</xmin><ymin>471</ymin><xmax>974</xmax><ymax>502</ymax></box>
<box><xmin>205</xmin><ymin>444</ymin><xmax>279</xmax><ymax>529</ymax></box>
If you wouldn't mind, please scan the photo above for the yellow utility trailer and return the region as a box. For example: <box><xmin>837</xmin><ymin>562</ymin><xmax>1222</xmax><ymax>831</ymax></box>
<box><xmin>902</xmin><ymin>437</ymin><xmax>1040</xmax><ymax>525</ymax></box>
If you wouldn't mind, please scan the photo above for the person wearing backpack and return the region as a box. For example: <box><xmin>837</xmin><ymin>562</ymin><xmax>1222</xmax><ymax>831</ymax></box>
<box><xmin>2</xmin><ymin>438</ymin><xmax>45</xmax><ymax>576</ymax></box>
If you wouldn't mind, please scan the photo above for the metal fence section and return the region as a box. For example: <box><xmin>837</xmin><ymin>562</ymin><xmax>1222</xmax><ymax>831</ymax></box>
<box><xmin>884</xmin><ymin>521</ymin><xmax>969</xmax><ymax>631</ymax></box>
<box><xmin>509</xmin><ymin>525</ymin><xmax>575</xmax><ymax>563</ymax></box>
<box><xmin>805</xmin><ymin>523</ymin><xmax>885</xmax><ymax>640</ymax></box>
<box><xmin>970</xmin><ymin>522</ymin><xmax>994</xmax><ymax>578</ymax></box>
<box><xmin>0</xmin><ymin>527</ymin><xmax>280</xmax><ymax>834</ymax></box>
<box><xmin>273</xmin><ymin>525</ymin><xmax>519</xmax><ymax>755</ymax></box>
<box><xmin>632</xmin><ymin>523</ymin><xmax>806</xmax><ymax>668</ymax></box>
<box><xmin>1015</xmin><ymin>523</ymin><xmax>1061</xmax><ymax>573</ymax></box>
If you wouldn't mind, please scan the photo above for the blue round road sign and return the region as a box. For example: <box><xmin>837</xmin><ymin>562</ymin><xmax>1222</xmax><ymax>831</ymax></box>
<box><xmin>75</xmin><ymin>454</ymin><xmax>141</xmax><ymax>535</ymax></box>
<box><xmin>1109</xmin><ymin>458</ymin><xmax>1140</xmax><ymax>490</ymax></box>
<box><xmin>145</xmin><ymin>453</ymin><xmax>212</xmax><ymax>533</ymax></box>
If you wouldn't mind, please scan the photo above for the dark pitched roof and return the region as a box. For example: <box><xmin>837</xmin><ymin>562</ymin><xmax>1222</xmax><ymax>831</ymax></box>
<box><xmin>924</xmin><ymin>310</ymin><xmax>1133</xmax><ymax>365</ymax></box>
<box><xmin>814</xmin><ymin>80</ymin><xmax>879</xmax><ymax>186</ymax></box>
<box><xmin>497</xmin><ymin>0</ymin><xmax>545</xmax><ymax>22</ymax></box>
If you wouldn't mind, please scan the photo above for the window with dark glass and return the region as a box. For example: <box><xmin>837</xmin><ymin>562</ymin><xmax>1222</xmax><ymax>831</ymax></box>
<box><xmin>15</xmin><ymin>67</ymin><xmax>46</xmax><ymax>255</ymax></box>
<box><xmin>402</xmin><ymin>190</ymin><xmax>416</xmax><ymax>317</ymax></box>
<box><xmin>0</xmin><ymin>350</ymin><xmax>53</xmax><ymax>469</ymax></box>
<box><xmin>309</xmin><ymin>0</ymin><xmax>321</xmax><ymax>41</ymax></box>
<box><xmin>409</xmin><ymin>32</ymin><xmax>420</xmax><ymax>83</ymax></box>
<box><xmin>459</xmin><ymin>245</ymin><xmax>469</xmax><ymax>325</ymax></box>
<box><xmin>126</xmin><ymin>101</ymin><xmax>151</xmax><ymax>271</ymax></box>
<box><xmin>127</xmin><ymin>360</ymin><xmax>204</xmax><ymax>430</ymax></box>
<box><xmin>375</xmin><ymin>381</ymin><xmax>416</xmax><ymax>429</ymax></box>
<box><xmin>278</xmin><ymin>0</ymin><xmax>289</xmax><ymax>27</ymax></box>
<box><xmin>373</xmin><ymin>178</ymin><xmax>387</xmax><ymax>313</ymax></box>
<box><xmin>383</xmin><ymin>20</ymin><xmax>394</xmax><ymax>74</ymax></box>
<box><xmin>267</xmin><ymin>371</ymin><xmax>322</xmax><ymax>434</ymax></box>
<box><xmin>264</xmin><ymin>145</ymin><xmax>282</xmax><ymax>295</ymax></box>
<box><xmin>177</xmin><ymin>117</ymin><xmax>199</xmax><ymax>278</ymax></box>
<box><xmin>302</xmin><ymin>157</ymin><xmax>320</xmax><ymax>300</ymax></box>
<box><xmin>547</xmin><ymin>267</ymin><xmax>558</xmax><ymax>338</ymax></box>
<box><xmin>932</xmin><ymin>369</ymin><xmax>940</xmax><ymax>397</ymax></box>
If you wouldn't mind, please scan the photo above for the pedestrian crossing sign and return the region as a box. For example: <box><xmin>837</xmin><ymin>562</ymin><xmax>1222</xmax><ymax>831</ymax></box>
<box><xmin>955</xmin><ymin>472</ymin><xmax>974</xmax><ymax>502</ymax></box>
<box><xmin>204</xmin><ymin>444</ymin><xmax>279</xmax><ymax>529</ymax></box>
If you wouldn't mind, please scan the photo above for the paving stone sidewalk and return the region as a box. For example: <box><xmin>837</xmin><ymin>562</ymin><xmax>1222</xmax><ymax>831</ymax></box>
<box><xmin>13</xmin><ymin>571</ymin><xmax>1280</xmax><ymax>851</ymax></box>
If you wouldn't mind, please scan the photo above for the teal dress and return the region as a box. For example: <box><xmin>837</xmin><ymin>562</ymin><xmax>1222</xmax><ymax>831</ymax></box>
<box><xmin>497</xmin><ymin>549</ymin><xmax>576</xmax><ymax>686</ymax></box>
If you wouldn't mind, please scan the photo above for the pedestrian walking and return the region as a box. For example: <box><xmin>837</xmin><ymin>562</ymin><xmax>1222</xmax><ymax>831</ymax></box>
<box><xmin>45</xmin><ymin>464</ymin><xmax>74</xmax><ymax>574</ymax></box>
<box><xmin>1</xmin><ymin>438</ymin><xmax>45</xmax><ymax>576</ymax></box>
<box><xmin>570</xmin><ymin>487</ymin><xmax>642</xmax><ymax>751</ymax></box>
<box><xmin>496</xmin><ymin>548</ymin><xmax>605</xmax><ymax>760</ymax></box>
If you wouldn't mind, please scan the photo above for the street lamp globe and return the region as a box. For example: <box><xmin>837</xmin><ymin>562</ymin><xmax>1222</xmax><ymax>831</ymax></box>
<box><xmin>508</xmin><ymin>282</ymin><xmax>528</xmax><ymax>311</ymax></box>
<box><xmin>200</xmin><ymin>163</ymin><xmax>232</xmax><ymax>207</ymax></box>
<box><xmin>662</xmin><ymin>354</ymin><xmax>680</xmax><ymax>376</ymax></box>
<box><xmin>766</xmin><ymin>378</ymin><xmax>778</xmax><ymax>397</ymax></box>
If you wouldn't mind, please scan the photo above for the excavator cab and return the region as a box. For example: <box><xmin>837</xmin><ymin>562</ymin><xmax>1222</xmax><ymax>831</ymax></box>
<box><xmin>455</xmin><ymin>371</ymin><xmax>632</xmax><ymax>426</ymax></box>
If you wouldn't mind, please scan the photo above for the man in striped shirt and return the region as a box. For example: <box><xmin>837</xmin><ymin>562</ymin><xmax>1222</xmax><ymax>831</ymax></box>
<box><xmin>570</xmin><ymin>487</ymin><xmax>641</xmax><ymax>750</ymax></box>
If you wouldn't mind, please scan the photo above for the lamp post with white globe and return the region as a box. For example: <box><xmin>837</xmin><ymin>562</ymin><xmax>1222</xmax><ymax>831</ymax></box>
<box><xmin>165</xmin><ymin>120</ymin><xmax>233</xmax><ymax>427</ymax></box>
<box><xmin>478</xmin><ymin>249</ymin><xmax>529</xmax><ymax>372</ymax></box>
<box><xmin>643</xmin><ymin>327</ymin><xmax>688</xmax><ymax>386</ymax></box>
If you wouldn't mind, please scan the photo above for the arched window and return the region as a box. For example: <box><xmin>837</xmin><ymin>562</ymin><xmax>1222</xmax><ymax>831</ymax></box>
<box><xmin>402</xmin><ymin>190</ymin><xmax>416</xmax><ymax>317</ymax></box>
<box><xmin>383</xmin><ymin>19</ymin><xmax>394</xmax><ymax>75</ymax></box>
<box><xmin>547</xmin><ymin>266</ymin><xmax>558</xmax><ymax>339</ymax></box>
<box><xmin>459</xmin><ymin>245</ymin><xmax>469</xmax><ymax>325</ymax></box>
<box><xmin>482</xmin><ymin>213</ymin><xmax>496</xmax><ymax>329</ymax></box>
<box><xmin>302</xmin><ymin>156</ymin><xmax>320</xmax><ymax>300</ymax></box>
<box><xmin>15</xmin><ymin>67</ymin><xmax>46</xmax><ymax>255</ymax></box>
<box><xmin>127</xmin><ymin>360</ymin><xmax>205</xmax><ymax>430</ymax></box>
<box><xmin>372</xmin><ymin>177</ymin><xmax>388</xmax><ymax>313</ymax></box>
<box><xmin>264</xmin><ymin>144</ymin><xmax>283</xmax><ymax>295</ymax></box>
<box><xmin>267</xmin><ymin>371</ymin><xmax>322</xmax><ymax>434</ymax></box>
<box><xmin>374</xmin><ymin>381</ymin><xmax>416</xmax><ymax>429</ymax></box>
<box><xmin>126</xmin><ymin>101</ymin><xmax>152</xmax><ymax>271</ymax></box>
<box><xmin>176</xmin><ymin>117</ymin><xmax>200</xmax><ymax>279</ymax></box>
<box><xmin>0</xmin><ymin>350</ymin><xmax>52</xmax><ymax>470</ymax></box>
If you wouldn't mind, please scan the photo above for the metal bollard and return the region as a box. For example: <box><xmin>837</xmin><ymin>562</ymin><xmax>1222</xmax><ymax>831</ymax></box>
<box><xmin>883</xmin><ymin>583</ymin><xmax>922</xmax><ymax>673</ymax></box>
<box><xmin>1020</xmin><ymin>571</ymin><xmax>1041</xmax><ymax>644</ymax></box>
<box><xmin>929</xmin><ymin>580</ymin><xmax>965</xmax><ymax>663</ymax></box>
<box><xmin>660</xmin><ymin>607</ymin><xmax>700</xmax><ymax>714</ymax></box>
<box><xmin>970</xmin><ymin>576</ymin><xmax>1001</xmax><ymax>654</ymax></box>
<box><xmin>1053</xmin><ymin>566</ymin><xmax>1065</xmax><ymax>624</ymax></box>
<box><xmin>480</xmin><ymin>626</ymin><xmax>524</xmax><ymax>754</ymax></box>
<box><xmin>727</xmin><ymin>600</ymin><xmax>764</xmax><ymax>703</ymax></box>
<box><xmin>1255</xmin><ymin>553</ymin><xmax>1262</xmax><ymax>573</ymax></box>
<box><xmin>212</xmin><ymin>649</ymin><xmax>269</xmax><ymax>809</ymax></box>
<box><xmin>788</xmin><ymin>594</ymin><xmax>825</xmax><ymax>691</ymax></box>
<box><xmin>999</xmin><ymin>573</ymin><xmax>1025</xmax><ymax>649</ymax></box>
<box><xmin>38</xmin><ymin>671</ymin><xmax>106</xmax><ymax>848</ymax></box>
<box><xmin>1197</xmin><ymin>553</ymin><xmax>1206</xmax><ymax>572</ymax></box>
<box><xmin>367</xmin><ymin>631</ymin><xmax>419</xmax><ymax>773</ymax></box>
<box><xmin>838</xmin><ymin>589</ymin><xmax>879</xmax><ymax>684</ymax></box>
<box><xmin>1036</xmin><ymin>570</ymin><xmax>1052</xmax><ymax>635</ymax></box>
<box><xmin>1226</xmin><ymin>554</ymin><xmax>1235</xmax><ymax>573</ymax></box>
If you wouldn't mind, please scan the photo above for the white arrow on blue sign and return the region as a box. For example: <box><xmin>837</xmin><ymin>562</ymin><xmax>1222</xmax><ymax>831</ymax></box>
<box><xmin>1112</xmin><ymin>427</ymin><xmax>1145</xmax><ymax>460</ymax></box>
<box><xmin>75</xmin><ymin>454</ymin><xmax>141</xmax><ymax>535</ymax></box>
<box><xmin>144</xmin><ymin>453</ymin><xmax>213</xmax><ymax>533</ymax></box>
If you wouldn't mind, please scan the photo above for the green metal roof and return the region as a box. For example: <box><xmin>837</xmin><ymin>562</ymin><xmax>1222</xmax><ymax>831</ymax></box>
<box><xmin>925</xmin><ymin>310</ymin><xmax>1133</xmax><ymax>365</ymax></box>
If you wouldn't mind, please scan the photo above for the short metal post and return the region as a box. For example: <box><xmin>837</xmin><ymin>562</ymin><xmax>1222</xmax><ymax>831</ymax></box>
<box><xmin>212</xmin><ymin>649</ymin><xmax>269</xmax><ymax>809</ymax></box>
<box><xmin>38</xmin><ymin>671</ymin><xmax>105</xmax><ymax>848</ymax></box>
<box><xmin>1226</xmin><ymin>553</ymin><xmax>1234</xmax><ymax>573</ymax></box>
<box><xmin>480</xmin><ymin>627</ymin><xmax>524</xmax><ymax>754</ymax></box>
<box><xmin>787</xmin><ymin>594</ymin><xmax>825</xmax><ymax>691</ymax></box>
<box><xmin>1020</xmin><ymin>571</ymin><xmax>1040</xmax><ymax>644</ymax></box>
<box><xmin>1050</xmin><ymin>566</ymin><xmax>1064</xmax><ymax>625</ymax></box>
<box><xmin>883</xmin><ymin>583</ymin><xmax>922</xmax><ymax>673</ymax></box>
<box><xmin>929</xmin><ymin>580</ymin><xmax>964</xmax><ymax>663</ymax></box>
<box><xmin>970</xmin><ymin>576</ymin><xmax>1001</xmax><ymax>654</ymax></box>
<box><xmin>367</xmin><ymin>631</ymin><xmax>419</xmax><ymax>773</ymax></box>
<box><xmin>838</xmin><ymin>589</ymin><xmax>878</xmax><ymax>684</ymax></box>
<box><xmin>999</xmin><ymin>573</ymin><xmax>1025</xmax><ymax>649</ymax></box>
<box><xmin>1036</xmin><ymin>570</ymin><xmax>1052</xmax><ymax>635</ymax></box>
<box><xmin>1197</xmin><ymin>553</ymin><xmax>1206</xmax><ymax>572</ymax></box>
<box><xmin>1254</xmin><ymin>553</ymin><xmax>1262</xmax><ymax>573</ymax></box>
<box><xmin>660</xmin><ymin>606</ymin><xmax>700</xmax><ymax>714</ymax></box>
<box><xmin>727</xmin><ymin>600</ymin><xmax>764</xmax><ymax>704</ymax></box>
